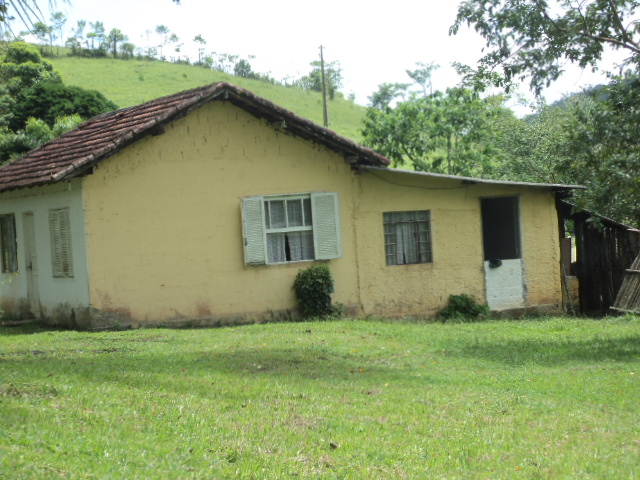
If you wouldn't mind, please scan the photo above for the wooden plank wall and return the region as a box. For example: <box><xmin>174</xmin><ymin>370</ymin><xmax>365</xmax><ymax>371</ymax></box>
<box><xmin>613</xmin><ymin>253</ymin><xmax>640</xmax><ymax>313</ymax></box>
<box><xmin>573</xmin><ymin>216</ymin><xmax>640</xmax><ymax>314</ymax></box>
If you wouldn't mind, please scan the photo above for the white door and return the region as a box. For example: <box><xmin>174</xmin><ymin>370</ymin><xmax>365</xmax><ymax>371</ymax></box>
<box><xmin>23</xmin><ymin>212</ymin><xmax>40</xmax><ymax>317</ymax></box>
<box><xmin>480</xmin><ymin>197</ymin><xmax>525</xmax><ymax>311</ymax></box>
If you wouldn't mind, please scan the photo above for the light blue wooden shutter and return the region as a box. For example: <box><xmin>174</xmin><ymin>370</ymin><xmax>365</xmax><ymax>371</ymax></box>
<box><xmin>241</xmin><ymin>196</ymin><xmax>266</xmax><ymax>265</ymax></box>
<box><xmin>49</xmin><ymin>208</ymin><xmax>74</xmax><ymax>277</ymax></box>
<box><xmin>311</xmin><ymin>192</ymin><xmax>342</xmax><ymax>260</ymax></box>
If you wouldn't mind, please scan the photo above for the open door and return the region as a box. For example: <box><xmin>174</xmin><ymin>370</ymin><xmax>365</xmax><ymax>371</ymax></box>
<box><xmin>480</xmin><ymin>197</ymin><xmax>525</xmax><ymax>310</ymax></box>
<box><xmin>23</xmin><ymin>212</ymin><xmax>40</xmax><ymax>317</ymax></box>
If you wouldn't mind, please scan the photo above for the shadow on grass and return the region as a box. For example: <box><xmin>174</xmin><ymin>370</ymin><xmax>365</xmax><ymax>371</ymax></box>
<box><xmin>1</xmin><ymin>344</ymin><xmax>417</xmax><ymax>399</ymax></box>
<box><xmin>0</xmin><ymin>323</ymin><xmax>63</xmax><ymax>336</ymax></box>
<box><xmin>458</xmin><ymin>334</ymin><xmax>640</xmax><ymax>366</ymax></box>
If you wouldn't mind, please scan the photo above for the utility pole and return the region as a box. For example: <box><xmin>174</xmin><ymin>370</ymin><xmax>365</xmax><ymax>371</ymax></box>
<box><xmin>319</xmin><ymin>45</ymin><xmax>329</xmax><ymax>128</ymax></box>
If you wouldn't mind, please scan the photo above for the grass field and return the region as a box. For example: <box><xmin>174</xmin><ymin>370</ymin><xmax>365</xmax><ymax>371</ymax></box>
<box><xmin>48</xmin><ymin>56</ymin><xmax>367</xmax><ymax>142</ymax></box>
<box><xmin>1</xmin><ymin>316</ymin><xmax>639</xmax><ymax>479</ymax></box>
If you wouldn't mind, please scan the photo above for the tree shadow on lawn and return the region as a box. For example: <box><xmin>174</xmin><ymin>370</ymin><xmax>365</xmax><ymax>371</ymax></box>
<box><xmin>458</xmin><ymin>334</ymin><xmax>640</xmax><ymax>366</ymax></box>
<box><xmin>2</xmin><ymin>345</ymin><xmax>428</xmax><ymax>398</ymax></box>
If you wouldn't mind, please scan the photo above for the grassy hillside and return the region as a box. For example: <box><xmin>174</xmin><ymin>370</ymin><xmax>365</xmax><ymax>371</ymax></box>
<box><xmin>48</xmin><ymin>56</ymin><xmax>367</xmax><ymax>142</ymax></box>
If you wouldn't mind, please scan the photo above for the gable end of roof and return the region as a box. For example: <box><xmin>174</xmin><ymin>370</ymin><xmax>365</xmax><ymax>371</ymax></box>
<box><xmin>0</xmin><ymin>82</ymin><xmax>389</xmax><ymax>193</ymax></box>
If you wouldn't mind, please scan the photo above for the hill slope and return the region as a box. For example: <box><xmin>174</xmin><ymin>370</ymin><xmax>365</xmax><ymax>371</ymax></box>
<box><xmin>48</xmin><ymin>56</ymin><xmax>367</xmax><ymax>141</ymax></box>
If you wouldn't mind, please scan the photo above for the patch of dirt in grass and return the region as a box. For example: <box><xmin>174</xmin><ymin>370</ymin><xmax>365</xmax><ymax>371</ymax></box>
<box><xmin>1</xmin><ymin>383</ymin><xmax>58</xmax><ymax>398</ymax></box>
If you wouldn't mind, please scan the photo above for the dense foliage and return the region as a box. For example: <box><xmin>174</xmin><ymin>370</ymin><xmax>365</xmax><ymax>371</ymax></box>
<box><xmin>0</xmin><ymin>42</ymin><xmax>117</xmax><ymax>162</ymax></box>
<box><xmin>362</xmin><ymin>80</ymin><xmax>518</xmax><ymax>177</ymax></box>
<box><xmin>10</xmin><ymin>78</ymin><xmax>117</xmax><ymax>131</ymax></box>
<box><xmin>451</xmin><ymin>0</ymin><xmax>640</xmax><ymax>95</ymax></box>
<box><xmin>438</xmin><ymin>294</ymin><xmax>490</xmax><ymax>322</ymax></box>
<box><xmin>451</xmin><ymin>0</ymin><xmax>640</xmax><ymax>227</ymax></box>
<box><xmin>292</xmin><ymin>263</ymin><xmax>336</xmax><ymax>319</ymax></box>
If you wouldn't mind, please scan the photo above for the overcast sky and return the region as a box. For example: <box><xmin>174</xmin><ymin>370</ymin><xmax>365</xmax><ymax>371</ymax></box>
<box><xmin>31</xmin><ymin>0</ymin><xmax>624</xmax><ymax>111</ymax></box>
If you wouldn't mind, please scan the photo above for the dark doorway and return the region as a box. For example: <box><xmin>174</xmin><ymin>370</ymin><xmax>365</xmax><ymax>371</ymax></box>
<box><xmin>481</xmin><ymin>197</ymin><xmax>521</xmax><ymax>260</ymax></box>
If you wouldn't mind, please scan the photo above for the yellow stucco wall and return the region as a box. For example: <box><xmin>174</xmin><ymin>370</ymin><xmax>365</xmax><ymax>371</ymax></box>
<box><xmin>81</xmin><ymin>101</ymin><xmax>361</xmax><ymax>324</ymax></box>
<box><xmin>81</xmin><ymin>100</ymin><xmax>562</xmax><ymax>325</ymax></box>
<box><xmin>354</xmin><ymin>170</ymin><xmax>562</xmax><ymax>317</ymax></box>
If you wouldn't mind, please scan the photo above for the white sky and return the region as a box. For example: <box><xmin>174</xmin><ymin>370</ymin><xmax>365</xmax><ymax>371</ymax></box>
<box><xmin>29</xmin><ymin>0</ymin><xmax>627</xmax><ymax>111</ymax></box>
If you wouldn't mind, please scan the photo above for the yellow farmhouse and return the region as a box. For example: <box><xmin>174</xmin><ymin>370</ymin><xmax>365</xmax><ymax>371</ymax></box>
<box><xmin>0</xmin><ymin>83</ymin><xmax>578</xmax><ymax>328</ymax></box>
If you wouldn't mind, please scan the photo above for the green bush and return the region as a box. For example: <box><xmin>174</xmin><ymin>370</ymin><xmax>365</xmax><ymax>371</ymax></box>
<box><xmin>292</xmin><ymin>263</ymin><xmax>336</xmax><ymax>319</ymax></box>
<box><xmin>439</xmin><ymin>294</ymin><xmax>489</xmax><ymax>322</ymax></box>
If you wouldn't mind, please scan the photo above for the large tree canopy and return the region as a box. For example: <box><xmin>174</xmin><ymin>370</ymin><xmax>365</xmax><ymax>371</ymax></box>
<box><xmin>451</xmin><ymin>0</ymin><xmax>640</xmax><ymax>94</ymax></box>
<box><xmin>361</xmin><ymin>68</ymin><xmax>518</xmax><ymax>177</ymax></box>
<box><xmin>0</xmin><ymin>42</ymin><xmax>118</xmax><ymax>162</ymax></box>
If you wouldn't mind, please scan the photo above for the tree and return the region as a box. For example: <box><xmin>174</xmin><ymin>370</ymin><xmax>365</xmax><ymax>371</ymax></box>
<box><xmin>406</xmin><ymin>61</ymin><xmax>439</xmax><ymax>97</ymax></box>
<box><xmin>0</xmin><ymin>114</ymin><xmax>82</xmax><ymax>163</ymax></box>
<box><xmin>367</xmin><ymin>82</ymin><xmax>409</xmax><ymax>111</ymax></box>
<box><xmin>73</xmin><ymin>19</ymin><xmax>86</xmax><ymax>40</ymax></box>
<box><xmin>366</xmin><ymin>89</ymin><xmax>517</xmax><ymax>176</ymax></box>
<box><xmin>168</xmin><ymin>32</ymin><xmax>182</xmax><ymax>61</ymax></box>
<box><xmin>493</xmin><ymin>102</ymin><xmax>575</xmax><ymax>185</ymax></box>
<box><xmin>65</xmin><ymin>36</ymin><xmax>81</xmax><ymax>55</ymax></box>
<box><xmin>559</xmin><ymin>79</ymin><xmax>640</xmax><ymax>226</ymax></box>
<box><xmin>121</xmin><ymin>42</ymin><xmax>136</xmax><ymax>59</ymax></box>
<box><xmin>0</xmin><ymin>41</ymin><xmax>57</xmax><ymax>127</ymax></box>
<box><xmin>362</xmin><ymin>66</ymin><xmax>519</xmax><ymax>176</ymax></box>
<box><xmin>155</xmin><ymin>25</ymin><xmax>170</xmax><ymax>59</ymax></box>
<box><xmin>89</xmin><ymin>20</ymin><xmax>106</xmax><ymax>52</ymax></box>
<box><xmin>193</xmin><ymin>34</ymin><xmax>206</xmax><ymax>64</ymax></box>
<box><xmin>31</xmin><ymin>21</ymin><xmax>51</xmax><ymax>50</ymax></box>
<box><xmin>234</xmin><ymin>58</ymin><xmax>255</xmax><ymax>78</ymax></box>
<box><xmin>50</xmin><ymin>10</ymin><xmax>66</xmax><ymax>51</ymax></box>
<box><xmin>107</xmin><ymin>28</ymin><xmax>126</xmax><ymax>57</ymax></box>
<box><xmin>10</xmin><ymin>78</ymin><xmax>118</xmax><ymax>130</ymax></box>
<box><xmin>451</xmin><ymin>0</ymin><xmax>640</xmax><ymax>95</ymax></box>
<box><xmin>451</xmin><ymin>0</ymin><xmax>640</xmax><ymax>226</ymax></box>
<box><xmin>296</xmin><ymin>60</ymin><xmax>343</xmax><ymax>99</ymax></box>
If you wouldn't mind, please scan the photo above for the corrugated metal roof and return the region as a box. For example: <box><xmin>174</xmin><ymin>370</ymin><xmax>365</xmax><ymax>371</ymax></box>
<box><xmin>0</xmin><ymin>82</ymin><xmax>390</xmax><ymax>193</ymax></box>
<box><xmin>361</xmin><ymin>165</ymin><xmax>585</xmax><ymax>191</ymax></box>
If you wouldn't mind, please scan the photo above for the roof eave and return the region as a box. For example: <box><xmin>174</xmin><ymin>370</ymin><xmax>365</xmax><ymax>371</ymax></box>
<box><xmin>361</xmin><ymin>165</ymin><xmax>585</xmax><ymax>190</ymax></box>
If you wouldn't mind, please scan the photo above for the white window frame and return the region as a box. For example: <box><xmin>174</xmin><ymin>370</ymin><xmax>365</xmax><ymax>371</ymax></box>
<box><xmin>242</xmin><ymin>192</ymin><xmax>342</xmax><ymax>266</ymax></box>
<box><xmin>49</xmin><ymin>208</ymin><xmax>74</xmax><ymax>278</ymax></box>
<box><xmin>384</xmin><ymin>210</ymin><xmax>433</xmax><ymax>266</ymax></box>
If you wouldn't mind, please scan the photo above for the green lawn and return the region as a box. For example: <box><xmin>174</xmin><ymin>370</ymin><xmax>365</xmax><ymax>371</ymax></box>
<box><xmin>1</xmin><ymin>316</ymin><xmax>639</xmax><ymax>479</ymax></box>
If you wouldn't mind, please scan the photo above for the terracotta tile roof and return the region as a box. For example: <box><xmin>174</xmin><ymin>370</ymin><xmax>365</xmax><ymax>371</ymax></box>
<box><xmin>0</xmin><ymin>82</ymin><xmax>390</xmax><ymax>193</ymax></box>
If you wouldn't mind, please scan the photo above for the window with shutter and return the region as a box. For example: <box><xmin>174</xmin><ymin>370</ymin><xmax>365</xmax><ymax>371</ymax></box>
<box><xmin>384</xmin><ymin>211</ymin><xmax>432</xmax><ymax>265</ymax></box>
<box><xmin>241</xmin><ymin>192</ymin><xmax>341</xmax><ymax>265</ymax></box>
<box><xmin>49</xmin><ymin>208</ymin><xmax>74</xmax><ymax>278</ymax></box>
<box><xmin>0</xmin><ymin>214</ymin><xmax>18</xmax><ymax>273</ymax></box>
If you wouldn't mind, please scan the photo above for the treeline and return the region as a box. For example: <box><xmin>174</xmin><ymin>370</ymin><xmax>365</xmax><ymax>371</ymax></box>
<box><xmin>22</xmin><ymin>13</ymin><xmax>346</xmax><ymax>99</ymax></box>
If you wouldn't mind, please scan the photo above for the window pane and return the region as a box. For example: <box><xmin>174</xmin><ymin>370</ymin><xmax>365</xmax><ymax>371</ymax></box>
<box><xmin>266</xmin><ymin>233</ymin><xmax>286</xmax><ymax>263</ymax></box>
<box><xmin>287</xmin><ymin>231</ymin><xmax>315</xmax><ymax>261</ymax></box>
<box><xmin>384</xmin><ymin>210</ymin><xmax>431</xmax><ymax>266</ymax></box>
<box><xmin>287</xmin><ymin>199</ymin><xmax>303</xmax><ymax>227</ymax></box>
<box><xmin>263</xmin><ymin>201</ymin><xmax>270</xmax><ymax>229</ymax></box>
<box><xmin>303</xmin><ymin>199</ymin><xmax>313</xmax><ymax>226</ymax></box>
<box><xmin>269</xmin><ymin>201</ymin><xmax>286</xmax><ymax>228</ymax></box>
<box><xmin>0</xmin><ymin>214</ymin><xmax>17</xmax><ymax>273</ymax></box>
<box><xmin>398</xmin><ymin>222</ymin><xmax>419</xmax><ymax>264</ymax></box>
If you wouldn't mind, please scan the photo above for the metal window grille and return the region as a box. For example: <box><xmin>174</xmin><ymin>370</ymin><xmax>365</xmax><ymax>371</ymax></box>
<box><xmin>383</xmin><ymin>211</ymin><xmax>432</xmax><ymax>265</ymax></box>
